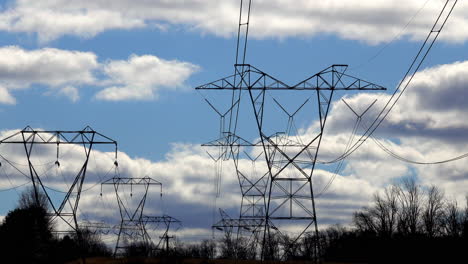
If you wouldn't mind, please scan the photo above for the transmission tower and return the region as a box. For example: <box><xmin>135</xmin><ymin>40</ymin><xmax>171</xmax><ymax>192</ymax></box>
<box><xmin>143</xmin><ymin>215</ymin><xmax>182</xmax><ymax>254</ymax></box>
<box><xmin>197</xmin><ymin>1</ymin><xmax>386</xmax><ymax>261</ymax></box>
<box><xmin>0</xmin><ymin>126</ymin><xmax>117</xmax><ymax>236</ymax></box>
<box><xmin>205</xmin><ymin>132</ymin><xmax>267</xmax><ymax>259</ymax></box>
<box><xmin>79</xmin><ymin>220</ymin><xmax>112</xmax><ymax>235</ymax></box>
<box><xmin>101</xmin><ymin>176</ymin><xmax>180</xmax><ymax>257</ymax></box>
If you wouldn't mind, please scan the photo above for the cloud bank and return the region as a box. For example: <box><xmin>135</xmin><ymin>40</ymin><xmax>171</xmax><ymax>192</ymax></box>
<box><xmin>0</xmin><ymin>46</ymin><xmax>199</xmax><ymax>103</ymax></box>
<box><xmin>1</xmin><ymin>58</ymin><xmax>468</xmax><ymax>240</ymax></box>
<box><xmin>0</xmin><ymin>0</ymin><xmax>466</xmax><ymax>44</ymax></box>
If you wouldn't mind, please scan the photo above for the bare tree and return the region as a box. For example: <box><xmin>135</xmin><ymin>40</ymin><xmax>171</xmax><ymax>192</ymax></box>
<box><xmin>199</xmin><ymin>239</ymin><xmax>216</xmax><ymax>259</ymax></box>
<box><xmin>463</xmin><ymin>195</ymin><xmax>468</xmax><ymax>239</ymax></box>
<box><xmin>354</xmin><ymin>208</ymin><xmax>377</xmax><ymax>234</ymax></box>
<box><xmin>262</xmin><ymin>231</ymin><xmax>281</xmax><ymax>261</ymax></box>
<box><xmin>444</xmin><ymin>199</ymin><xmax>462</xmax><ymax>237</ymax></box>
<box><xmin>375</xmin><ymin>185</ymin><xmax>399</xmax><ymax>237</ymax></box>
<box><xmin>353</xmin><ymin>185</ymin><xmax>399</xmax><ymax>237</ymax></box>
<box><xmin>280</xmin><ymin>234</ymin><xmax>301</xmax><ymax>260</ymax></box>
<box><xmin>219</xmin><ymin>232</ymin><xmax>235</xmax><ymax>259</ymax></box>
<box><xmin>397</xmin><ymin>177</ymin><xmax>422</xmax><ymax>235</ymax></box>
<box><xmin>18</xmin><ymin>186</ymin><xmax>49</xmax><ymax>210</ymax></box>
<box><xmin>422</xmin><ymin>185</ymin><xmax>445</xmax><ymax>237</ymax></box>
<box><xmin>233</xmin><ymin>236</ymin><xmax>255</xmax><ymax>260</ymax></box>
<box><xmin>300</xmin><ymin>232</ymin><xmax>321</xmax><ymax>260</ymax></box>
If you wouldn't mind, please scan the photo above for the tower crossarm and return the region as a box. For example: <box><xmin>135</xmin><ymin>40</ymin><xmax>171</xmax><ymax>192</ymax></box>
<box><xmin>202</xmin><ymin>132</ymin><xmax>258</xmax><ymax>147</ymax></box>
<box><xmin>293</xmin><ymin>64</ymin><xmax>386</xmax><ymax>91</ymax></box>
<box><xmin>213</xmin><ymin>218</ymin><xmax>265</xmax><ymax>230</ymax></box>
<box><xmin>195</xmin><ymin>64</ymin><xmax>289</xmax><ymax>90</ymax></box>
<box><xmin>0</xmin><ymin>126</ymin><xmax>118</xmax><ymax>146</ymax></box>
<box><xmin>142</xmin><ymin>215</ymin><xmax>182</xmax><ymax>226</ymax></box>
<box><xmin>79</xmin><ymin>220</ymin><xmax>113</xmax><ymax>234</ymax></box>
<box><xmin>196</xmin><ymin>64</ymin><xmax>386</xmax><ymax>91</ymax></box>
<box><xmin>101</xmin><ymin>177</ymin><xmax>162</xmax><ymax>186</ymax></box>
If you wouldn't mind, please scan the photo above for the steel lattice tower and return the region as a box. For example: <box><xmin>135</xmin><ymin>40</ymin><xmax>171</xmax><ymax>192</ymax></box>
<box><xmin>196</xmin><ymin>0</ymin><xmax>388</xmax><ymax>261</ymax></box>
<box><xmin>101</xmin><ymin>176</ymin><xmax>181</xmax><ymax>257</ymax></box>
<box><xmin>197</xmin><ymin>0</ymin><xmax>388</xmax><ymax>251</ymax></box>
<box><xmin>0</xmin><ymin>126</ymin><xmax>118</xmax><ymax>235</ymax></box>
<box><xmin>206</xmin><ymin>132</ymin><xmax>267</xmax><ymax>259</ymax></box>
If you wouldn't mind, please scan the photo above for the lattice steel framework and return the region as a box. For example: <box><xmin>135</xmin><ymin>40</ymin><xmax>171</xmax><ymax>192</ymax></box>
<box><xmin>0</xmin><ymin>126</ymin><xmax>118</xmax><ymax>235</ymax></box>
<box><xmin>196</xmin><ymin>0</ymin><xmax>388</xmax><ymax>261</ymax></box>
<box><xmin>205</xmin><ymin>132</ymin><xmax>267</xmax><ymax>259</ymax></box>
<box><xmin>80</xmin><ymin>220</ymin><xmax>113</xmax><ymax>235</ymax></box>
<box><xmin>198</xmin><ymin>63</ymin><xmax>386</xmax><ymax>261</ymax></box>
<box><xmin>143</xmin><ymin>215</ymin><xmax>182</xmax><ymax>253</ymax></box>
<box><xmin>80</xmin><ymin>215</ymin><xmax>181</xmax><ymax>255</ymax></box>
<box><xmin>100</xmin><ymin>176</ymin><xmax>180</xmax><ymax>257</ymax></box>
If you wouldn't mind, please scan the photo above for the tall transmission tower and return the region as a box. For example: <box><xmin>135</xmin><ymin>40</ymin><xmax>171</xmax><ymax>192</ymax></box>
<box><xmin>0</xmin><ymin>126</ymin><xmax>117</xmax><ymax>236</ymax></box>
<box><xmin>197</xmin><ymin>0</ymin><xmax>386</xmax><ymax>261</ymax></box>
<box><xmin>101</xmin><ymin>176</ymin><xmax>181</xmax><ymax>257</ymax></box>
<box><xmin>206</xmin><ymin>133</ymin><xmax>267</xmax><ymax>259</ymax></box>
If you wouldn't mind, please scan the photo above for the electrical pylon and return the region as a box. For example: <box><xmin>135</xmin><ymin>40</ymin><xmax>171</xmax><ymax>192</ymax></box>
<box><xmin>197</xmin><ymin>0</ymin><xmax>387</xmax><ymax>261</ymax></box>
<box><xmin>101</xmin><ymin>176</ymin><xmax>161</xmax><ymax>256</ymax></box>
<box><xmin>100</xmin><ymin>176</ymin><xmax>181</xmax><ymax>257</ymax></box>
<box><xmin>198</xmin><ymin>63</ymin><xmax>386</xmax><ymax>261</ymax></box>
<box><xmin>205</xmin><ymin>131</ymin><xmax>267</xmax><ymax>259</ymax></box>
<box><xmin>0</xmin><ymin>126</ymin><xmax>117</xmax><ymax>235</ymax></box>
<box><xmin>79</xmin><ymin>220</ymin><xmax>112</xmax><ymax>235</ymax></box>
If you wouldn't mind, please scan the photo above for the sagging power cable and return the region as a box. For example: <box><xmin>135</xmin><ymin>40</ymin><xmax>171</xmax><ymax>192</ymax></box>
<box><xmin>322</xmin><ymin>0</ymin><xmax>458</xmax><ymax>164</ymax></box>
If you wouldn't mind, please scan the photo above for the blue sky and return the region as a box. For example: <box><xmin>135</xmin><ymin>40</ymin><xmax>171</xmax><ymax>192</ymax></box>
<box><xmin>0</xmin><ymin>0</ymin><xmax>468</xmax><ymax>243</ymax></box>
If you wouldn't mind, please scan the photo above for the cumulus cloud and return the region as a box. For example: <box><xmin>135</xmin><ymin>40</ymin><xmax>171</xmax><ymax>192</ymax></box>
<box><xmin>0</xmin><ymin>46</ymin><xmax>97</xmax><ymax>103</ymax></box>
<box><xmin>0</xmin><ymin>85</ymin><xmax>16</xmax><ymax>105</ymax></box>
<box><xmin>95</xmin><ymin>55</ymin><xmax>200</xmax><ymax>101</ymax></box>
<box><xmin>0</xmin><ymin>46</ymin><xmax>98</xmax><ymax>87</ymax></box>
<box><xmin>313</xmin><ymin>59</ymin><xmax>468</xmax><ymax>203</ymax></box>
<box><xmin>325</xmin><ymin>60</ymin><xmax>468</xmax><ymax>142</ymax></box>
<box><xmin>0</xmin><ymin>46</ymin><xmax>199</xmax><ymax>104</ymax></box>
<box><xmin>1</xmin><ymin>58</ymin><xmax>468</xmax><ymax>239</ymax></box>
<box><xmin>57</xmin><ymin>86</ymin><xmax>80</xmax><ymax>102</ymax></box>
<box><xmin>0</xmin><ymin>0</ymin><xmax>465</xmax><ymax>44</ymax></box>
<box><xmin>0</xmin><ymin>0</ymin><xmax>146</xmax><ymax>43</ymax></box>
<box><xmin>398</xmin><ymin>60</ymin><xmax>468</xmax><ymax>126</ymax></box>
<box><xmin>0</xmin><ymin>126</ymin><xmax>380</xmax><ymax>239</ymax></box>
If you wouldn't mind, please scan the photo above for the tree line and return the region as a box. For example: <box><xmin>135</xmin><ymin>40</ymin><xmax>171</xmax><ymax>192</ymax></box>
<box><xmin>1</xmin><ymin>177</ymin><xmax>467</xmax><ymax>263</ymax></box>
<box><xmin>339</xmin><ymin>176</ymin><xmax>468</xmax><ymax>263</ymax></box>
<box><xmin>176</xmin><ymin>177</ymin><xmax>468</xmax><ymax>263</ymax></box>
<box><xmin>0</xmin><ymin>188</ymin><xmax>110</xmax><ymax>263</ymax></box>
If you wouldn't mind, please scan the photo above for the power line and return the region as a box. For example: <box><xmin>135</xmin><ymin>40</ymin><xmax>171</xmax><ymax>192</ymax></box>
<box><xmin>322</xmin><ymin>0</ymin><xmax>459</xmax><ymax>164</ymax></box>
<box><xmin>0</xmin><ymin>181</ymin><xmax>31</xmax><ymax>192</ymax></box>
<box><xmin>316</xmin><ymin>116</ymin><xmax>360</xmax><ymax>198</ymax></box>
<box><xmin>349</xmin><ymin>0</ymin><xmax>431</xmax><ymax>71</ymax></box>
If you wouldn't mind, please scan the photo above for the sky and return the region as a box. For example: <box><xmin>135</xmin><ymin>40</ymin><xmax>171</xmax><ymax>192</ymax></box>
<box><xmin>0</xmin><ymin>0</ymin><xmax>468</xmax><ymax>245</ymax></box>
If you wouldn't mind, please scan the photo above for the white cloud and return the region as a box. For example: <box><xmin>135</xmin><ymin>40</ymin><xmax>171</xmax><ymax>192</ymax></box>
<box><xmin>0</xmin><ymin>0</ymin><xmax>466</xmax><ymax>44</ymax></box>
<box><xmin>0</xmin><ymin>127</ymin><xmax>374</xmax><ymax>232</ymax></box>
<box><xmin>0</xmin><ymin>46</ymin><xmax>97</xmax><ymax>103</ymax></box>
<box><xmin>0</xmin><ymin>46</ymin><xmax>98</xmax><ymax>87</ymax></box>
<box><xmin>0</xmin><ymin>46</ymin><xmax>199</xmax><ymax>104</ymax></box>
<box><xmin>57</xmin><ymin>86</ymin><xmax>80</xmax><ymax>102</ymax></box>
<box><xmin>312</xmin><ymin>59</ymin><xmax>468</xmax><ymax>203</ymax></box>
<box><xmin>44</xmin><ymin>85</ymin><xmax>81</xmax><ymax>102</ymax></box>
<box><xmin>0</xmin><ymin>122</ymin><xmax>467</xmax><ymax>239</ymax></box>
<box><xmin>0</xmin><ymin>85</ymin><xmax>16</xmax><ymax>105</ymax></box>
<box><xmin>0</xmin><ymin>1</ymin><xmax>146</xmax><ymax>43</ymax></box>
<box><xmin>2</xmin><ymin>56</ymin><xmax>468</xmax><ymax>236</ymax></box>
<box><xmin>398</xmin><ymin>60</ymin><xmax>468</xmax><ymax>128</ymax></box>
<box><xmin>325</xmin><ymin>60</ymin><xmax>468</xmax><ymax>142</ymax></box>
<box><xmin>95</xmin><ymin>55</ymin><xmax>199</xmax><ymax>101</ymax></box>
